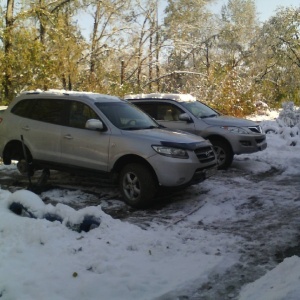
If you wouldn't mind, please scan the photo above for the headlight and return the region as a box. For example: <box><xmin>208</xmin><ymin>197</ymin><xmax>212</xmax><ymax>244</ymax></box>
<box><xmin>152</xmin><ymin>145</ymin><xmax>189</xmax><ymax>159</ymax></box>
<box><xmin>222</xmin><ymin>126</ymin><xmax>249</xmax><ymax>134</ymax></box>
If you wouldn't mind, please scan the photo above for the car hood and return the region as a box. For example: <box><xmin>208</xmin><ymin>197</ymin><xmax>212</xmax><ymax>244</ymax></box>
<box><xmin>202</xmin><ymin>115</ymin><xmax>258</xmax><ymax>127</ymax></box>
<box><xmin>122</xmin><ymin>127</ymin><xmax>210</xmax><ymax>148</ymax></box>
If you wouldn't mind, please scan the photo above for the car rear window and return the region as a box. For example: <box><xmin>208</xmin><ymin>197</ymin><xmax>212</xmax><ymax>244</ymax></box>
<box><xmin>11</xmin><ymin>99</ymin><xmax>35</xmax><ymax>118</ymax></box>
<box><xmin>11</xmin><ymin>98</ymin><xmax>68</xmax><ymax>125</ymax></box>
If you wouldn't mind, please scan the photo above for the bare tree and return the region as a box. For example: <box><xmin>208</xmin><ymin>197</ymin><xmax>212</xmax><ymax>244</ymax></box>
<box><xmin>254</xmin><ymin>6</ymin><xmax>300</xmax><ymax>105</ymax></box>
<box><xmin>3</xmin><ymin>0</ymin><xmax>15</xmax><ymax>101</ymax></box>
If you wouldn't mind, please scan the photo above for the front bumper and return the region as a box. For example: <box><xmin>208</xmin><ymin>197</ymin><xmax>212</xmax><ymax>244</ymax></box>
<box><xmin>147</xmin><ymin>151</ymin><xmax>218</xmax><ymax>187</ymax></box>
<box><xmin>230</xmin><ymin>134</ymin><xmax>267</xmax><ymax>155</ymax></box>
<box><xmin>189</xmin><ymin>164</ymin><xmax>218</xmax><ymax>185</ymax></box>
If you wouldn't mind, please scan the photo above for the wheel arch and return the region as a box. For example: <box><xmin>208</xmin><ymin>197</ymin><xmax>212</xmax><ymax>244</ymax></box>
<box><xmin>206</xmin><ymin>135</ymin><xmax>233</xmax><ymax>154</ymax></box>
<box><xmin>112</xmin><ymin>154</ymin><xmax>158</xmax><ymax>184</ymax></box>
<box><xmin>2</xmin><ymin>139</ymin><xmax>32</xmax><ymax>165</ymax></box>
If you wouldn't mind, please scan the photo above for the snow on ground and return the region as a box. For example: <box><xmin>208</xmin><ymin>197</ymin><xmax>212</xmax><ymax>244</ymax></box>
<box><xmin>0</xmin><ymin>108</ymin><xmax>300</xmax><ymax>300</ymax></box>
<box><xmin>239</xmin><ymin>256</ymin><xmax>300</xmax><ymax>300</ymax></box>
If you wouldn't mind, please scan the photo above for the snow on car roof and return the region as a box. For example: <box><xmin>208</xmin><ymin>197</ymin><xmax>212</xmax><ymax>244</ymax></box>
<box><xmin>125</xmin><ymin>93</ymin><xmax>197</xmax><ymax>102</ymax></box>
<box><xmin>17</xmin><ymin>89</ymin><xmax>120</xmax><ymax>102</ymax></box>
<box><xmin>19</xmin><ymin>89</ymin><xmax>90</xmax><ymax>96</ymax></box>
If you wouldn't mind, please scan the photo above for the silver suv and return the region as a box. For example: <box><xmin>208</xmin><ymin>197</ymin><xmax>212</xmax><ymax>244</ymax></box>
<box><xmin>0</xmin><ymin>90</ymin><xmax>217</xmax><ymax>208</ymax></box>
<box><xmin>125</xmin><ymin>93</ymin><xmax>267</xmax><ymax>169</ymax></box>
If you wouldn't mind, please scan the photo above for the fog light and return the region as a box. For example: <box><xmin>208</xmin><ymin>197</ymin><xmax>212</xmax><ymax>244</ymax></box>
<box><xmin>240</xmin><ymin>141</ymin><xmax>251</xmax><ymax>146</ymax></box>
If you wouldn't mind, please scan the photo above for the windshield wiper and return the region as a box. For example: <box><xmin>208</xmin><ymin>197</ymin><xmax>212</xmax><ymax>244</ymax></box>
<box><xmin>122</xmin><ymin>125</ymin><xmax>158</xmax><ymax>130</ymax></box>
<box><xmin>144</xmin><ymin>125</ymin><xmax>159</xmax><ymax>129</ymax></box>
<box><xmin>122</xmin><ymin>127</ymin><xmax>139</xmax><ymax>130</ymax></box>
<box><xmin>201</xmin><ymin>114</ymin><xmax>218</xmax><ymax>118</ymax></box>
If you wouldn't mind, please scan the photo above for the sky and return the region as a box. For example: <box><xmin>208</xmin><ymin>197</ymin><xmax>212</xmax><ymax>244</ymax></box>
<box><xmin>0</xmin><ymin>106</ymin><xmax>300</xmax><ymax>299</ymax></box>
<box><xmin>210</xmin><ymin>0</ymin><xmax>299</xmax><ymax>22</ymax></box>
<box><xmin>77</xmin><ymin>0</ymin><xmax>300</xmax><ymax>40</ymax></box>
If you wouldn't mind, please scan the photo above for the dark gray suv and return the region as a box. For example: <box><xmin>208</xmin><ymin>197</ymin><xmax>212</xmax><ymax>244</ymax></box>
<box><xmin>125</xmin><ymin>93</ymin><xmax>267</xmax><ymax>169</ymax></box>
<box><xmin>0</xmin><ymin>90</ymin><xmax>217</xmax><ymax>208</ymax></box>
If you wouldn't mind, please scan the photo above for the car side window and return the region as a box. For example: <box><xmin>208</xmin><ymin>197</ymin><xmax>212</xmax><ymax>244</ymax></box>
<box><xmin>157</xmin><ymin>104</ymin><xmax>184</xmax><ymax>121</ymax></box>
<box><xmin>11</xmin><ymin>99</ymin><xmax>35</xmax><ymax>118</ymax></box>
<box><xmin>133</xmin><ymin>103</ymin><xmax>157</xmax><ymax>119</ymax></box>
<box><xmin>133</xmin><ymin>102</ymin><xmax>184</xmax><ymax>121</ymax></box>
<box><xmin>69</xmin><ymin>101</ymin><xmax>99</xmax><ymax>129</ymax></box>
<box><xmin>29</xmin><ymin>99</ymin><xmax>67</xmax><ymax>125</ymax></box>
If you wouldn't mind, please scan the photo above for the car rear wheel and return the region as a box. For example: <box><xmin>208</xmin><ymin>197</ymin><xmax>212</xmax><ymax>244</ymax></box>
<box><xmin>119</xmin><ymin>163</ymin><xmax>157</xmax><ymax>209</ymax></box>
<box><xmin>210</xmin><ymin>139</ymin><xmax>233</xmax><ymax>170</ymax></box>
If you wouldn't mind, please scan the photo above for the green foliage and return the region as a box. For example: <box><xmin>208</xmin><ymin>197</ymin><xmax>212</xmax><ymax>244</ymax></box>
<box><xmin>210</xmin><ymin>71</ymin><xmax>257</xmax><ymax>117</ymax></box>
<box><xmin>0</xmin><ymin>0</ymin><xmax>299</xmax><ymax>114</ymax></box>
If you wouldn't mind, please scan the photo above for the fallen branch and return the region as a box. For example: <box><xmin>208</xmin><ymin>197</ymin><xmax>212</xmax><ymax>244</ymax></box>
<box><xmin>166</xmin><ymin>201</ymin><xmax>207</xmax><ymax>228</ymax></box>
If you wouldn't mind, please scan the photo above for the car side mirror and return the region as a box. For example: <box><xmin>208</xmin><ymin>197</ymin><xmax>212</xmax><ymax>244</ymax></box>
<box><xmin>179</xmin><ymin>113</ymin><xmax>193</xmax><ymax>123</ymax></box>
<box><xmin>85</xmin><ymin>119</ymin><xmax>104</xmax><ymax>131</ymax></box>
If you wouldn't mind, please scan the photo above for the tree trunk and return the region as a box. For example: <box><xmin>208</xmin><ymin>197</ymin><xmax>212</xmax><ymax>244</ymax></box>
<box><xmin>4</xmin><ymin>0</ymin><xmax>14</xmax><ymax>101</ymax></box>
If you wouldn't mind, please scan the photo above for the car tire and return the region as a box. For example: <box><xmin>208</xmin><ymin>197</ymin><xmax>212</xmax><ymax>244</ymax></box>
<box><xmin>119</xmin><ymin>163</ymin><xmax>157</xmax><ymax>209</ymax></box>
<box><xmin>17</xmin><ymin>158</ymin><xmax>34</xmax><ymax>177</ymax></box>
<box><xmin>210</xmin><ymin>139</ymin><xmax>233</xmax><ymax>170</ymax></box>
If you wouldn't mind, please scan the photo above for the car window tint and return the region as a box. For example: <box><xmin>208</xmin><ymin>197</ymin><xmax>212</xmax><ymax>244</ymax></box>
<box><xmin>11</xmin><ymin>99</ymin><xmax>35</xmax><ymax>118</ymax></box>
<box><xmin>69</xmin><ymin>101</ymin><xmax>99</xmax><ymax>129</ymax></box>
<box><xmin>157</xmin><ymin>103</ymin><xmax>183</xmax><ymax>121</ymax></box>
<box><xmin>30</xmin><ymin>99</ymin><xmax>67</xmax><ymax>125</ymax></box>
<box><xmin>133</xmin><ymin>103</ymin><xmax>157</xmax><ymax>119</ymax></box>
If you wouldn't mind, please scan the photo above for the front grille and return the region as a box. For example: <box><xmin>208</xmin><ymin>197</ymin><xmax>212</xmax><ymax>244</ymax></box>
<box><xmin>194</xmin><ymin>146</ymin><xmax>216</xmax><ymax>164</ymax></box>
<box><xmin>248</xmin><ymin>125</ymin><xmax>262</xmax><ymax>133</ymax></box>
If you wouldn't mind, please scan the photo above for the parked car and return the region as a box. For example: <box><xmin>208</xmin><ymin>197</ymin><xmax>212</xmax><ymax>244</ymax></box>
<box><xmin>0</xmin><ymin>90</ymin><xmax>218</xmax><ymax>208</ymax></box>
<box><xmin>125</xmin><ymin>93</ymin><xmax>267</xmax><ymax>169</ymax></box>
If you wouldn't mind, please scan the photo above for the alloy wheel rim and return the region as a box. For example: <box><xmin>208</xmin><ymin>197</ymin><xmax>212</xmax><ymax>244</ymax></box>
<box><xmin>123</xmin><ymin>172</ymin><xmax>141</xmax><ymax>201</ymax></box>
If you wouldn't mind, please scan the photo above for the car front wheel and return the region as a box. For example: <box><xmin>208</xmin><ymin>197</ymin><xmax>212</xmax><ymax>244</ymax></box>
<box><xmin>119</xmin><ymin>163</ymin><xmax>157</xmax><ymax>209</ymax></box>
<box><xmin>210</xmin><ymin>139</ymin><xmax>233</xmax><ymax>170</ymax></box>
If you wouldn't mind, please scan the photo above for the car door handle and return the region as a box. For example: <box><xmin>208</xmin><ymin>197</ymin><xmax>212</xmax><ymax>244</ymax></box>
<box><xmin>22</xmin><ymin>126</ymin><xmax>30</xmax><ymax>131</ymax></box>
<box><xmin>63</xmin><ymin>134</ymin><xmax>73</xmax><ymax>140</ymax></box>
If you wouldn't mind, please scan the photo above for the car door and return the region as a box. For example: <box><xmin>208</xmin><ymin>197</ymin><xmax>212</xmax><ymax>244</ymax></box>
<box><xmin>60</xmin><ymin>101</ymin><xmax>110</xmax><ymax>172</ymax></box>
<box><xmin>17</xmin><ymin>98</ymin><xmax>65</xmax><ymax>163</ymax></box>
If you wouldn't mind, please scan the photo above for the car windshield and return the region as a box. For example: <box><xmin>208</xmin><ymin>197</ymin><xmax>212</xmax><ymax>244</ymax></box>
<box><xmin>180</xmin><ymin>101</ymin><xmax>219</xmax><ymax>119</ymax></box>
<box><xmin>95</xmin><ymin>101</ymin><xmax>160</xmax><ymax>130</ymax></box>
